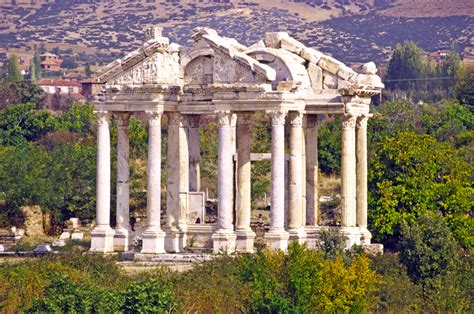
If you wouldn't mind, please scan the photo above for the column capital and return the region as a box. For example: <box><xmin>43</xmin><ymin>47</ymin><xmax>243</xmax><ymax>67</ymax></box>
<box><xmin>356</xmin><ymin>114</ymin><xmax>372</xmax><ymax>129</ymax></box>
<box><xmin>341</xmin><ymin>114</ymin><xmax>357</xmax><ymax>129</ymax></box>
<box><xmin>268</xmin><ymin>110</ymin><xmax>287</xmax><ymax>125</ymax></box>
<box><xmin>306</xmin><ymin>114</ymin><xmax>318</xmax><ymax>127</ymax></box>
<box><xmin>187</xmin><ymin>115</ymin><xmax>201</xmax><ymax>128</ymax></box>
<box><xmin>94</xmin><ymin>110</ymin><xmax>110</xmax><ymax>125</ymax></box>
<box><xmin>289</xmin><ymin>111</ymin><xmax>304</xmax><ymax>126</ymax></box>
<box><xmin>146</xmin><ymin>111</ymin><xmax>162</xmax><ymax>126</ymax></box>
<box><xmin>116</xmin><ymin>112</ymin><xmax>131</xmax><ymax>127</ymax></box>
<box><xmin>237</xmin><ymin>113</ymin><xmax>254</xmax><ymax>126</ymax></box>
<box><xmin>168</xmin><ymin>112</ymin><xmax>187</xmax><ymax>127</ymax></box>
<box><xmin>216</xmin><ymin>110</ymin><xmax>233</xmax><ymax>126</ymax></box>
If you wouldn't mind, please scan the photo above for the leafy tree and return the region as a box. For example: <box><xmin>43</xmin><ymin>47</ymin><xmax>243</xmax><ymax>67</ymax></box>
<box><xmin>368</xmin><ymin>132</ymin><xmax>473</xmax><ymax>250</ymax></box>
<box><xmin>28</xmin><ymin>61</ymin><xmax>36</xmax><ymax>81</ymax></box>
<box><xmin>0</xmin><ymin>103</ymin><xmax>56</xmax><ymax>146</ymax></box>
<box><xmin>455</xmin><ymin>66</ymin><xmax>474</xmax><ymax>112</ymax></box>
<box><xmin>440</xmin><ymin>50</ymin><xmax>462</xmax><ymax>94</ymax></box>
<box><xmin>386</xmin><ymin>41</ymin><xmax>425</xmax><ymax>91</ymax></box>
<box><xmin>5</xmin><ymin>54</ymin><xmax>23</xmax><ymax>82</ymax></box>
<box><xmin>318</xmin><ymin>116</ymin><xmax>341</xmax><ymax>173</ymax></box>
<box><xmin>11</xmin><ymin>80</ymin><xmax>44</xmax><ymax>105</ymax></box>
<box><xmin>0</xmin><ymin>82</ymin><xmax>20</xmax><ymax>110</ymax></box>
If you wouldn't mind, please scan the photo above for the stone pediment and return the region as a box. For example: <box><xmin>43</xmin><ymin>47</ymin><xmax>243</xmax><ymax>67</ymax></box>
<box><xmin>95</xmin><ymin>26</ymin><xmax>384</xmax><ymax>101</ymax></box>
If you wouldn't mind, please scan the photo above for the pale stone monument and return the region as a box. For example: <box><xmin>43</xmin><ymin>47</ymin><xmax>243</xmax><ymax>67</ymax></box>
<box><xmin>90</xmin><ymin>26</ymin><xmax>383</xmax><ymax>254</ymax></box>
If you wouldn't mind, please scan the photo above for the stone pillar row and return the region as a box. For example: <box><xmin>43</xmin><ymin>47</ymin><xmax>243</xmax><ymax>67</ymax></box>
<box><xmin>90</xmin><ymin>109</ymin><xmax>371</xmax><ymax>254</ymax></box>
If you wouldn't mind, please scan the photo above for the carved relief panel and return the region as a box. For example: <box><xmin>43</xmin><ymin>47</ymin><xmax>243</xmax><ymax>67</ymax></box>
<box><xmin>184</xmin><ymin>56</ymin><xmax>214</xmax><ymax>85</ymax></box>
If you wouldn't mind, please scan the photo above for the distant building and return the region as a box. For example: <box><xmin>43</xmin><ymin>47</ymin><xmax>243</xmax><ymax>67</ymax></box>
<box><xmin>427</xmin><ymin>50</ymin><xmax>449</xmax><ymax>62</ymax></box>
<box><xmin>81</xmin><ymin>78</ymin><xmax>104</xmax><ymax>100</ymax></box>
<box><xmin>38</xmin><ymin>79</ymin><xmax>82</xmax><ymax>94</ymax></box>
<box><xmin>40</xmin><ymin>53</ymin><xmax>63</xmax><ymax>71</ymax></box>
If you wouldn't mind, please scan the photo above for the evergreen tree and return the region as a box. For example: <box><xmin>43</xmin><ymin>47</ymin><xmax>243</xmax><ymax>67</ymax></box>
<box><xmin>85</xmin><ymin>64</ymin><xmax>93</xmax><ymax>77</ymax></box>
<box><xmin>34</xmin><ymin>50</ymin><xmax>42</xmax><ymax>79</ymax></box>
<box><xmin>29</xmin><ymin>61</ymin><xmax>36</xmax><ymax>81</ymax></box>
<box><xmin>5</xmin><ymin>54</ymin><xmax>23</xmax><ymax>82</ymax></box>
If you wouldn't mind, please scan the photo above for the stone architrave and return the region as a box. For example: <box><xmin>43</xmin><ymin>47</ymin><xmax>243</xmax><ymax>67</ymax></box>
<box><xmin>141</xmin><ymin>111</ymin><xmax>166</xmax><ymax>254</ymax></box>
<box><xmin>341</xmin><ymin>114</ymin><xmax>357</xmax><ymax>228</ymax></box>
<box><xmin>288</xmin><ymin>111</ymin><xmax>306</xmax><ymax>243</ymax></box>
<box><xmin>235</xmin><ymin>113</ymin><xmax>256</xmax><ymax>253</ymax></box>
<box><xmin>188</xmin><ymin>115</ymin><xmax>201</xmax><ymax>192</ymax></box>
<box><xmin>264</xmin><ymin>110</ymin><xmax>290</xmax><ymax>251</ymax></box>
<box><xmin>114</xmin><ymin>112</ymin><xmax>132</xmax><ymax>252</ymax></box>
<box><xmin>212</xmin><ymin>111</ymin><xmax>237</xmax><ymax>254</ymax></box>
<box><xmin>91</xmin><ymin>111</ymin><xmax>115</xmax><ymax>253</ymax></box>
<box><xmin>356</xmin><ymin>114</ymin><xmax>372</xmax><ymax>244</ymax></box>
<box><xmin>306</xmin><ymin>114</ymin><xmax>319</xmax><ymax>226</ymax></box>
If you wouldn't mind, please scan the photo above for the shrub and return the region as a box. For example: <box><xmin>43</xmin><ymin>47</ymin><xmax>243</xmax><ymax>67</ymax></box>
<box><xmin>120</xmin><ymin>278</ymin><xmax>177</xmax><ymax>313</ymax></box>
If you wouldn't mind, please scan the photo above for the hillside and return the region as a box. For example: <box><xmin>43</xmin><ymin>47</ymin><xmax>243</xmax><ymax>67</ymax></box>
<box><xmin>0</xmin><ymin>0</ymin><xmax>472</xmax><ymax>65</ymax></box>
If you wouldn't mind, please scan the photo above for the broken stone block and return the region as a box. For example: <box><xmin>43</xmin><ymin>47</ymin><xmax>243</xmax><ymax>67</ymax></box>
<box><xmin>356</xmin><ymin>74</ymin><xmax>384</xmax><ymax>88</ymax></box>
<box><xmin>318</xmin><ymin>56</ymin><xmax>344</xmax><ymax>75</ymax></box>
<box><xmin>280</xmin><ymin>37</ymin><xmax>305</xmax><ymax>54</ymax></box>
<box><xmin>21</xmin><ymin>205</ymin><xmax>44</xmax><ymax>237</ymax></box>
<box><xmin>300</xmin><ymin>47</ymin><xmax>323</xmax><ymax>64</ymax></box>
<box><xmin>361</xmin><ymin>62</ymin><xmax>377</xmax><ymax>75</ymax></box>
<box><xmin>68</xmin><ymin>218</ymin><xmax>80</xmax><ymax>229</ymax></box>
<box><xmin>59</xmin><ymin>232</ymin><xmax>71</xmax><ymax>240</ymax></box>
<box><xmin>277</xmin><ymin>80</ymin><xmax>298</xmax><ymax>92</ymax></box>
<box><xmin>33</xmin><ymin>244</ymin><xmax>52</xmax><ymax>253</ymax></box>
<box><xmin>71</xmin><ymin>232</ymin><xmax>84</xmax><ymax>240</ymax></box>
<box><xmin>323</xmin><ymin>71</ymin><xmax>338</xmax><ymax>89</ymax></box>
<box><xmin>307</xmin><ymin>62</ymin><xmax>323</xmax><ymax>90</ymax></box>
<box><xmin>52</xmin><ymin>239</ymin><xmax>66</xmax><ymax>247</ymax></box>
<box><xmin>0</xmin><ymin>244</ymin><xmax>7</xmax><ymax>252</ymax></box>
<box><xmin>264</xmin><ymin>32</ymin><xmax>289</xmax><ymax>48</ymax></box>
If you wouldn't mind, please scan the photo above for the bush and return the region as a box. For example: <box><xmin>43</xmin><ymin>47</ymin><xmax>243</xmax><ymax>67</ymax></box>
<box><xmin>120</xmin><ymin>278</ymin><xmax>177</xmax><ymax>313</ymax></box>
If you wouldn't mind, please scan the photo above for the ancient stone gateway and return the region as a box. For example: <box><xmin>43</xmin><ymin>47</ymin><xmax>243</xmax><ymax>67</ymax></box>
<box><xmin>90</xmin><ymin>27</ymin><xmax>384</xmax><ymax>254</ymax></box>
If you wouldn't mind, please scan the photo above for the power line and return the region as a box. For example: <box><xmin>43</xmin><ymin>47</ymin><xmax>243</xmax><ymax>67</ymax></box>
<box><xmin>384</xmin><ymin>77</ymin><xmax>454</xmax><ymax>82</ymax></box>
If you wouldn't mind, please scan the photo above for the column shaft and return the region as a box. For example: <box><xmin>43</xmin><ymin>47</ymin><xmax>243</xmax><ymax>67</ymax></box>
<box><xmin>288</xmin><ymin>111</ymin><xmax>305</xmax><ymax>241</ymax></box>
<box><xmin>178</xmin><ymin>117</ymin><xmax>189</xmax><ymax>230</ymax></box>
<box><xmin>341</xmin><ymin>115</ymin><xmax>357</xmax><ymax>227</ymax></box>
<box><xmin>116</xmin><ymin>113</ymin><xmax>130</xmax><ymax>231</ymax></box>
<box><xmin>270</xmin><ymin>112</ymin><xmax>286</xmax><ymax>231</ymax></box>
<box><xmin>96</xmin><ymin>111</ymin><xmax>111</xmax><ymax>227</ymax></box>
<box><xmin>356</xmin><ymin>116</ymin><xmax>369</xmax><ymax>228</ymax></box>
<box><xmin>146</xmin><ymin>112</ymin><xmax>162</xmax><ymax>230</ymax></box>
<box><xmin>236</xmin><ymin>114</ymin><xmax>252</xmax><ymax>231</ymax></box>
<box><xmin>306</xmin><ymin>114</ymin><xmax>319</xmax><ymax>226</ymax></box>
<box><xmin>217</xmin><ymin>112</ymin><xmax>234</xmax><ymax>231</ymax></box>
<box><xmin>188</xmin><ymin>115</ymin><xmax>201</xmax><ymax>192</ymax></box>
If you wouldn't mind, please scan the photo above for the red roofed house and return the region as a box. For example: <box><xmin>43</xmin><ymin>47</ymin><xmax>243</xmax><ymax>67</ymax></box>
<box><xmin>38</xmin><ymin>79</ymin><xmax>82</xmax><ymax>94</ymax></box>
<box><xmin>40</xmin><ymin>53</ymin><xmax>63</xmax><ymax>71</ymax></box>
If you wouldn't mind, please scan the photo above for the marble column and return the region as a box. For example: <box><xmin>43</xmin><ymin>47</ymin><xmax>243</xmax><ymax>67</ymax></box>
<box><xmin>90</xmin><ymin>111</ymin><xmax>115</xmax><ymax>253</ymax></box>
<box><xmin>178</xmin><ymin>115</ymin><xmax>189</xmax><ymax>245</ymax></box>
<box><xmin>165</xmin><ymin>112</ymin><xmax>183</xmax><ymax>252</ymax></box>
<box><xmin>264</xmin><ymin>110</ymin><xmax>289</xmax><ymax>251</ymax></box>
<box><xmin>212</xmin><ymin>111</ymin><xmax>237</xmax><ymax>254</ymax></box>
<box><xmin>356</xmin><ymin>114</ymin><xmax>372</xmax><ymax>244</ymax></box>
<box><xmin>305</xmin><ymin>114</ymin><xmax>319</xmax><ymax>226</ymax></box>
<box><xmin>341</xmin><ymin>114</ymin><xmax>358</xmax><ymax>244</ymax></box>
<box><xmin>288</xmin><ymin>111</ymin><xmax>306</xmax><ymax>243</ymax></box>
<box><xmin>188</xmin><ymin>115</ymin><xmax>201</xmax><ymax>192</ymax></box>
<box><xmin>235</xmin><ymin>113</ymin><xmax>256</xmax><ymax>253</ymax></box>
<box><xmin>114</xmin><ymin>113</ymin><xmax>132</xmax><ymax>252</ymax></box>
<box><xmin>141</xmin><ymin>111</ymin><xmax>166</xmax><ymax>254</ymax></box>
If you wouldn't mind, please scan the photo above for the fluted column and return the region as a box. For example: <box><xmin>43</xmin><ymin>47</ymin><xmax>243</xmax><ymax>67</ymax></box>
<box><xmin>114</xmin><ymin>113</ymin><xmax>132</xmax><ymax>252</ymax></box>
<box><xmin>141</xmin><ymin>111</ymin><xmax>166</xmax><ymax>254</ymax></box>
<box><xmin>90</xmin><ymin>111</ymin><xmax>115</xmax><ymax>253</ymax></box>
<box><xmin>341</xmin><ymin>115</ymin><xmax>357</xmax><ymax>228</ymax></box>
<box><xmin>356</xmin><ymin>114</ymin><xmax>372</xmax><ymax>244</ymax></box>
<box><xmin>288</xmin><ymin>111</ymin><xmax>306</xmax><ymax>242</ymax></box>
<box><xmin>188</xmin><ymin>115</ymin><xmax>201</xmax><ymax>192</ymax></box>
<box><xmin>235</xmin><ymin>113</ymin><xmax>256</xmax><ymax>253</ymax></box>
<box><xmin>264</xmin><ymin>110</ymin><xmax>289</xmax><ymax>251</ymax></box>
<box><xmin>212</xmin><ymin>111</ymin><xmax>237</xmax><ymax>254</ymax></box>
<box><xmin>306</xmin><ymin>114</ymin><xmax>319</xmax><ymax>226</ymax></box>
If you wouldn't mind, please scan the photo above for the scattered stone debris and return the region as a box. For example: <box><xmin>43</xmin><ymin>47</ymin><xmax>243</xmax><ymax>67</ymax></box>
<box><xmin>59</xmin><ymin>231</ymin><xmax>71</xmax><ymax>240</ymax></box>
<box><xmin>21</xmin><ymin>205</ymin><xmax>45</xmax><ymax>237</ymax></box>
<box><xmin>71</xmin><ymin>232</ymin><xmax>84</xmax><ymax>240</ymax></box>
<box><xmin>52</xmin><ymin>239</ymin><xmax>66</xmax><ymax>247</ymax></box>
<box><xmin>33</xmin><ymin>244</ymin><xmax>52</xmax><ymax>253</ymax></box>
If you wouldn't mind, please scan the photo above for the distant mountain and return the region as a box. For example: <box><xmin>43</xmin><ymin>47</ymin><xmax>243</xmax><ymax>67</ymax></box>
<box><xmin>0</xmin><ymin>0</ymin><xmax>472</xmax><ymax>65</ymax></box>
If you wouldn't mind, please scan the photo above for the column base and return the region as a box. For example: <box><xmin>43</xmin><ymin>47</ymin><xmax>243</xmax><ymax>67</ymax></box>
<box><xmin>235</xmin><ymin>229</ymin><xmax>256</xmax><ymax>253</ymax></box>
<box><xmin>114</xmin><ymin>228</ymin><xmax>133</xmax><ymax>252</ymax></box>
<box><xmin>264</xmin><ymin>230</ymin><xmax>290</xmax><ymax>251</ymax></box>
<box><xmin>164</xmin><ymin>228</ymin><xmax>184</xmax><ymax>253</ymax></box>
<box><xmin>212</xmin><ymin>229</ymin><xmax>237</xmax><ymax>254</ymax></box>
<box><xmin>90</xmin><ymin>226</ymin><xmax>115</xmax><ymax>253</ymax></box>
<box><xmin>340</xmin><ymin>227</ymin><xmax>363</xmax><ymax>248</ymax></box>
<box><xmin>141</xmin><ymin>229</ymin><xmax>166</xmax><ymax>254</ymax></box>
<box><xmin>359</xmin><ymin>227</ymin><xmax>372</xmax><ymax>245</ymax></box>
<box><xmin>288</xmin><ymin>228</ymin><xmax>307</xmax><ymax>245</ymax></box>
